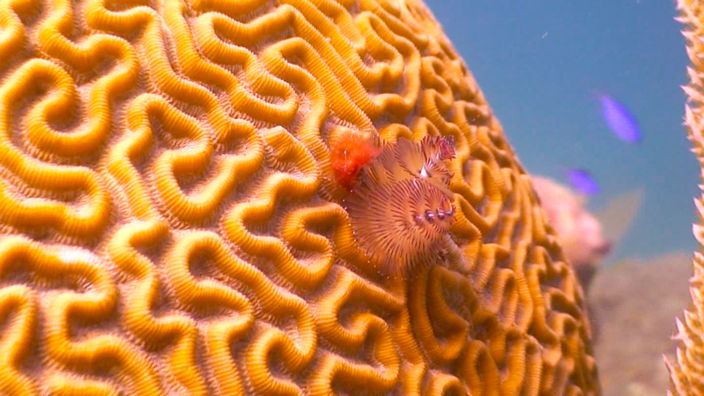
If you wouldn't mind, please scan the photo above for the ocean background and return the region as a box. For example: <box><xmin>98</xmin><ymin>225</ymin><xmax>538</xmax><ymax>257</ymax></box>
<box><xmin>425</xmin><ymin>0</ymin><xmax>697</xmax><ymax>264</ymax></box>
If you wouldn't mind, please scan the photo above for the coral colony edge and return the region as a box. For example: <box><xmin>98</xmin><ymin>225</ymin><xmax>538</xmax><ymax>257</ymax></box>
<box><xmin>669</xmin><ymin>1</ymin><xmax>704</xmax><ymax>394</ymax></box>
<box><xmin>0</xmin><ymin>0</ymin><xmax>603</xmax><ymax>394</ymax></box>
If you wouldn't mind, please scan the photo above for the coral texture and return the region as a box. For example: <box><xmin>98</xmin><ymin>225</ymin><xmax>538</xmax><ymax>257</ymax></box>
<box><xmin>0</xmin><ymin>0</ymin><xmax>597</xmax><ymax>394</ymax></box>
<box><xmin>670</xmin><ymin>1</ymin><xmax>704</xmax><ymax>394</ymax></box>
<box><xmin>531</xmin><ymin>176</ymin><xmax>611</xmax><ymax>291</ymax></box>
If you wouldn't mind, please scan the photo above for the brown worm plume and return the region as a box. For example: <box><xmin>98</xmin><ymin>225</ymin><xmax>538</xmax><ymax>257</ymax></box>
<box><xmin>344</xmin><ymin>136</ymin><xmax>456</xmax><ymax>277</ymax></box>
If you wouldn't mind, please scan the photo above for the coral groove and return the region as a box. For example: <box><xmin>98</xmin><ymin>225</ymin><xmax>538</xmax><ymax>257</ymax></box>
<box><xmin>0</xmin><ymin>0</ymin><xmax>597</xmax><ymax>394</ymax></box>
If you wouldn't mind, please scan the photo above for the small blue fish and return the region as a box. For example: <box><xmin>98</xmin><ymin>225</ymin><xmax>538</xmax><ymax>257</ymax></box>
<box><xmin>566</xmin><ymin>169</ymin><xmax>599</xmax><ymax>196</ymax></box>
<box><xmin>597</xmin><ymin>94</ymin><xmax>642</xmax><ymax>143</ymax></box>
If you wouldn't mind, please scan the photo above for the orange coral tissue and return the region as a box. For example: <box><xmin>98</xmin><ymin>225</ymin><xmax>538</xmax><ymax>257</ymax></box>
<box><xmin>330</xmin><ymin>132</ymin><xmax>381</xmax><ymax>190</ymax></box>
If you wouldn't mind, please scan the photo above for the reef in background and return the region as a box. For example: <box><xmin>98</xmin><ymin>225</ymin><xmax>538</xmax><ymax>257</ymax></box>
<box><xmin>0</xmin><ymin>0</ymin><xmax>597</xmax><ymax>394</ymax></box>
<box><xmin>591</xmin><ymin>253</ymin><xmax>691</xmax><ymax>396</ymax></box>
<box><xmin>531</xmin><ymin>176</ymin><xmax>611</xmax><ymax>291</ymax></box>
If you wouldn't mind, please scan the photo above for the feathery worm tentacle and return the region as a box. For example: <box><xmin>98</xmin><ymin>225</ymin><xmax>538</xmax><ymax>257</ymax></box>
<box><xmin>342</xmin><ymin>136</ymin><xmax>456</xmax><ymax>277</ymax></box>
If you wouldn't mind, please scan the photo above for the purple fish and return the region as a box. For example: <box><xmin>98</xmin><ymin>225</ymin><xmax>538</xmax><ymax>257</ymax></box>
<box><xmin>566</xmin><ymin>169</ymin><xmax>599</xmax><ymax>196</ymax></box>
<box><xmin>597</xmin><ymin>94</ymin><xmax>642</xmax><ymax>143</ymax></box>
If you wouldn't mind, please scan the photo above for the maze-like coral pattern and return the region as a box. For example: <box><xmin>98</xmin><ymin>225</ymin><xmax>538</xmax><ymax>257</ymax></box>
<box><xmin>0</xmin><ymin>0</ymin><xmax>598</xmax><ymax>394</ymax></box>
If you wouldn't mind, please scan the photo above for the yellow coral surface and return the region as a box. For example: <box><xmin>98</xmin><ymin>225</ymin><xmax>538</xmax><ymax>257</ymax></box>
<box><xmin>0</xmin><ymin>0</ymin><xmax>597</xmax><ymax>394</ymax></box>
<box><xmin>670</xmin><ymin>1</ymin><xmax>704</xmax><ymax>394</ymax></box>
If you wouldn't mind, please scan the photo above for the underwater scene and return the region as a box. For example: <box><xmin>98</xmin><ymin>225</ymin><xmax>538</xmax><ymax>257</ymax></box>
<box><xmin>0</xmin><ymin>0</ymin><xmax>702</xmax><ymax>394</ymax></box>
<box><xmin>428</xmin><ymin>1</ymin><xmax>699</xmax><ymax>395</ymax></box>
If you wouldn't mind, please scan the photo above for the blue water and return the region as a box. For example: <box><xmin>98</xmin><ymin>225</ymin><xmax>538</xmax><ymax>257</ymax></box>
<box><xmin>426</xmin><ymin>0</ymin><xmax>698</xmax><ymax>263</ymax></box>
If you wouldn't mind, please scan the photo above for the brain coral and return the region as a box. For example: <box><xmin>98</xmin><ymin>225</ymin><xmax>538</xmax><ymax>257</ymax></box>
<box><xmin>0</xmin><ymin>0</ymin><xmax>598</xmax><ymax>394</ymax></box>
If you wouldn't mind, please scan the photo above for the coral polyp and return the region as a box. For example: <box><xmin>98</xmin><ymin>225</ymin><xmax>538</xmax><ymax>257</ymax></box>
<box><xmin>344</xmin><ymin>136</ymin><xmax>457</xmax><ymax>276</ymax></box>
